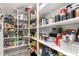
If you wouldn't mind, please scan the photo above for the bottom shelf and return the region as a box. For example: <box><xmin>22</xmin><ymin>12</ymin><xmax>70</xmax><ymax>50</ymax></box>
<box><xmin>30</xmin><ymin>37</ymin><xmax>65</xmax><ymax>56</ymax></box>
<box><xmin>30</xmin><ymin>37</ymin><xmax>76</xmax><ymax>56</ymax></box>
<box><xmin>4</xmin><ymin>46</ymin><xmax>30</xmax><ymax>56</ymax></box>
<box><xmin>39</xmin><ymin>40</ymin><xmax>75</xmax><ymax>56</ymax></box>
<box><xmin>4</xmin><ymin>44</ymin><xmax>30</xmax><ymax>50</ymax></box>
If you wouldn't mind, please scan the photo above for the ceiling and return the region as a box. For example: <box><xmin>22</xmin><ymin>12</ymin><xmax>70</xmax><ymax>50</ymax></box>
<box><xmin>0</xmin><ymin>3</ymin><xmax>36</xmax><ymax>14</ymax></box>
<box><xmin>39</xmin><ymin>3</ymin><xmax>70</xmax><ymax>17</ymax></box>
<box><xmin>0</xmin><ymin>3</ymin><xmax>71</xmax><ymax>19</ymax></box>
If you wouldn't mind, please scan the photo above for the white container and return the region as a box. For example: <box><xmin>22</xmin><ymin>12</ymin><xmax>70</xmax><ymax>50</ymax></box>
<box><xmin>69</xmin><ymin>34</ymin><xmax>76</xmax><ymax>42</ymax></box>
<box><xmin>42</xmin><ymin>18</ymin><xmax>48</xmax><ymax>26</ymax></box>
<box><xmin>19</xmin><ymin>14</ymin><xmax>24</xmax><ymax>20</ymax></box>
<box><xmin>48</xmin><ymin>37</ymin><xmax>55</xmax><ymax>42</ymax></box>
<box><xmin>48</xmin><ymin>17</ymin><xmax>55</xmax><ymax>24</ymax></box>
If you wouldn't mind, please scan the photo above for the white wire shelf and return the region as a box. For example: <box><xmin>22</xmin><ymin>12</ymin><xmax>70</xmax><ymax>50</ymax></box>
<box><xmin>29</xmin><ymin>27</ymin><xmax>37</xmax><ymax>29</ymax></box>
<box><xmin>4</xmin><ymin>36</ymin><xmax>29</xmax><ymax>39</ymax></box>
<box><xmin>18</xmin><ymin>36</ymin><xmax>29</xmax><ymax>38</ymax></box>
<box><xmin>4</xmin><ymin>47</ymin><xmax>30</xmax><ymax>56</ymax></box>
<box><xmin>30</xmin><ymin>37</ymin><xmax>76</xmax><ymax>56</ymax></box>
<box><xmin>39</xmin><ymin>40</ymin><xmax>76</xmax><ymax>56</ymax></box>
<box><xmin>27</xmin><ymin>17</ymin><xmax>79</xmax><ymax>29</ymax></box>
<box><xmin>30</xmin><ymin>37</ymin><xmax>37</xmax><ymax>41</ymax></box>
<box><xmin>18</xmin><ymin>19</ymin><xmax>28</xmax><ymax>21</ymax></box>
<box><xmin>4</xmin><ymin>44</ymin><xmax>29</xmax><ymax>50</ymax></box>
<box><xmin>18</xmin><ymin>28</ymin><xmax>28</xmax><ymax>30</ymax></box>
<box><xmin>40</xmin><ymin>17</ymin><xmax>79</xmax><ymax>28</ymax></box>
<box><xmin>4</xmin><ymin>37</ymin><xmax>17</xmax><ymax>39</ymax></box>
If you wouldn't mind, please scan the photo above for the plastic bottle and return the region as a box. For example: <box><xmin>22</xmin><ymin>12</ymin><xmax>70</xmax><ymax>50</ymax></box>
<box><xmin>56</xmin><ymin>34</ymin><xmax>61</xmax><ymax>46</ymax></box>
<box><xmin>76</xmin><ymin>29</ymin><xmax>79</xmax><ymax>42</ymax></box>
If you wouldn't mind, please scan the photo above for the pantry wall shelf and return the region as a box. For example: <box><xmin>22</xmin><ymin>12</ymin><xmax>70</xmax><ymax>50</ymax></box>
<box><xmin>4</xmin><ymin>44</ymin><xmax>29</xmax><ymax>50</ymax></box>
<box><xmin>4</xmin><ymin>48</ymin><xmax>30</xmax><ymax>56</ymax></box>
<box><xmin>4</xmin><ymin>37</ymin><xmax>17</xmax><ymax>39</ymax></box>
<box><xmin>30</xmin><ymin>37</ymin><xmax>37</xmax><ymax>41</ymax></box>
<box><xmin>3</xmin><ymin>8</ymin><xmax>30</xmax><ymax>52</ymax></box>
<box><xmin>39</xmin><ymin>40</ymin><xmax>76</xmax><ymax>56</ymax></box>
<box><xmin>4</xmin><ymin>36</ymin><xmax>29</xmax><ymax>39</ymax></box>
<box><xmin>30</xmin><ymin>37</ymin><xmax>76</xmax><ymax>56</ymax></box>
<box><xmin>18</xmin><ymin>28</ymin><xmax>28</xmax><ymax>30</ymax></box>
<box><xmin>29</xmin><ymin>27</ymin><xmax>37</xmax><ymax>29</ymax></box>
<box><xmin>1</xmin><ymin>3</ymin><xmax>79</xmax><ymax>56</ymax></box>
<box><xmin>40</xmin><ymin>17</ymin><xmax>79</xmax><ymax>28</ymax></box>
<box><xmin>28</xmin><ymin>18</ymin><xmax>79</xmax><ymax>29</ymax></box>
<box><xmin>18</xmin><ymin>19</ymin><xmax>28</xmax><ymax>22</ymax></box>
<box><xmin>17</xmin><ymin>36</ymin><xmax>29</xmax><ymax>38</ymax></box>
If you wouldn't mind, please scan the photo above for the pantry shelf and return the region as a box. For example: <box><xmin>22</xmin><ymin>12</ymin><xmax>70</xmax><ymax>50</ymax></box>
<box><xmin>1</xmin><ymin>3</ymin><xmax>79</xmax><ymax>56</ymax></box>
<box><xmin>4</xmin><ymin>44</ymin><xmax>29</xmax><ymax>50</ymax></box>
<box><xmin>4</xmin><ymin>47</ymin><xmax>30</xmax><ymax>56</ymax></box>
<box><xmin>18</xmin><ymin>19</ymin><xmax>28</xmax><ymax>22</ymax></box>
<box><xmin>30</xmin><ymin>37</ymin><xmax>76</xmax><ymax>56</ymax></box>
<box><xmin>30</xmin><ymin>37</ymin><xmax>37</xmax><ymax>41</ymax></box>
<box><xmin>4</xmin><ymin>37</ymin><xmax>17</xmax><ymax>39</ymax></box>
<box><xmin>17</xmin><ymin>36</ymin><xmax>29</xmax><ymax>38</ymax></box>
<box><xmin>29</xmin><ymin>27</ymin><xmax>37</xmax><ymax>29</ymax></box>
<box><xmin>40</xmin><ymin>17</ymin><xmax>79</xmax><ymax>28</ymax></box>
<box><xmin>39</xmin><ymin>40</ymin><xmax>76</xmax><ymax>56</ymax></box>
<box><xmin>4</xmin><ymin>36</ymin><xmax>29</xmax><ymax>39</ymax></box>
<box><xmin>18</xmin><ymin>28</ymin><xmax>28</xmax><ymax>30</ymax></box>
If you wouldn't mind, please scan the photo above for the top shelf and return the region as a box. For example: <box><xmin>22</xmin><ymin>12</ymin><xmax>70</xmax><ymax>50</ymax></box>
<box><xmin>40</xmin><ymin>17</ymin><xmax>79</xmax><ymax>28</ymax></box>
<box><xmin>24</xmin><ymin>17</ymin><xmax>79</xmax><ymax>29</ymax></box>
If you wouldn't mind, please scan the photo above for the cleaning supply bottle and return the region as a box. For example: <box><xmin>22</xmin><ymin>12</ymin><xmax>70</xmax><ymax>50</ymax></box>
<box><xmin>42</xmin><ymin>18</ymin><xmax>48</xmax><ymax>26</ymax></box>
<box><xmin>69</xmin><ymin>31</ymin><xmax>76</xmax><ymax>42</ymax></box>
<box><xmin>56</xmin><ymin>34</ymin><xmax>61</xmax><ymax>47</ymax></box>
<box><xmin>59</xmin><ymin>8</ymin><xmax>67</xmax><ymax>20</ymax></box>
